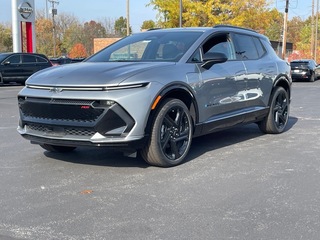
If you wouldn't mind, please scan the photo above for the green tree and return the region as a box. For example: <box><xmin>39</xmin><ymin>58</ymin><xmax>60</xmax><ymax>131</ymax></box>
<box><xmin>141</xmin><ymin>20</ymin><xmax>156</xmax><ymax>30</ymax></box>
<box><xmin>148</xmin><ymin>0</ymin><xmax>282</xmax><ymax>32</ymax></box>
<box><xmin>0</xmin><ymin>24</ymin><xmax>12</xmax><ymax>52</ymax></box>
<box><xmin>114</xmin><ymin>17</ymin><xmax>132</xmax><ymax>37</ymax></box>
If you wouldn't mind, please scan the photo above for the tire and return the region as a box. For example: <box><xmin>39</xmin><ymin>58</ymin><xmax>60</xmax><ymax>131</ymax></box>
<box><xmin>258</xmin><ymin>86</ymin><xmax>289</xmax><ymax>134</ymax></box>
<box><xmin>141</xmin><ymin>98</ymin><xmax>193</xmax><ymax>167</ymax></box>
<box><xmin>310</xmin><ymin>72</ymin><xmax>315</xmax><ymax>82</ymax></box>
<box><xmin>40</xmin><ymin>144</ymin><xmax>76</xmax><ymax>153</ymax></box>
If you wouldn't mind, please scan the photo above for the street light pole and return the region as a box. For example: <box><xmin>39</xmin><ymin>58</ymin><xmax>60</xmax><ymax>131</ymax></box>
<box><xmin>48</xmin><ymin>0</ymin><xmax>59</xmax><ymax>57</ymax></box>
<box><xmin>126</xmin><ymin>0</ymin><xmax>130</xmax><ymax>35</ymax></box>
<box><xmin>281</xmin><ymin>0</ymin><xmax>289</xmax><ymax>60</ymax></box>
<box><xmin>315</xmin><ymin>0</ymin><xmax>319</xmax><ymax>61</ymax></box>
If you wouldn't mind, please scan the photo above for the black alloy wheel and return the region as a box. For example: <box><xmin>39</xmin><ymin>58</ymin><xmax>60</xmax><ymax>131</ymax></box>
<box><xmin>259</xmin><ymin>86</ymin><xmax>289</xmax><ymax>134</ymax></box>
<box><xmin>141</xmin><ymin>98</ymin><xmax>193</xmax><ymax>167</ymax></box>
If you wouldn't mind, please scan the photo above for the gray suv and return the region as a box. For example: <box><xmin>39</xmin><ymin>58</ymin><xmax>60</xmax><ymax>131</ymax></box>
<box><xmin>17</xmin><ymin>25</ymin><xmax>292</xmax><ymax>167</ymax></box>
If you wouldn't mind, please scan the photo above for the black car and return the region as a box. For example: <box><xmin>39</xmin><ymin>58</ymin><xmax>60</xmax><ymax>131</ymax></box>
<box><xmin>50</xmin><ymin>57</ymin><xmax>85</xmax><ymax>66</ymax></box>
<box><xmin>290</xmin><ymin>59</ymin><xmax>320</xmax><ymax>82</ymax></box>
<box><xmin>0</xmin><ymin>52</ymin><xmax>52</xmax><ymax>84</ymax></box>
<box><xmin>17</xmin><ymin>25</ymin><xmax>292</xmax><ymax>167</ymax></box>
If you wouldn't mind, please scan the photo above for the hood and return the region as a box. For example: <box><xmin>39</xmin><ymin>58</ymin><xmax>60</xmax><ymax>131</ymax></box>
<box><xmin>26</xmin><ymin>62</ymin><xmax>175</xmax><ymax>87</ymax></box>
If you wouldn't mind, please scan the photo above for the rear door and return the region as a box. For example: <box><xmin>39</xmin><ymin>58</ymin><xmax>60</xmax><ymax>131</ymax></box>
<box><xmin>21</xmin><ymin>54</ymin><xmax>38</xmax><ymax>79</ymax></box>
<box><xmin>232</xmin><ymin>33</ymin><xmax>275</xmax><ymax>109</ymax></box>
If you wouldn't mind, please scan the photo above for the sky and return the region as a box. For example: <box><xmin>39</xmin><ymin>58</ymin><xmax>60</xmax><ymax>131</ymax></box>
<box><xmin>0</xmin><ymin>0</ymin><xmax>157</xmax><ymax>32</ymax></box>
<box><xmin>0</xmin><ymin>0</ymin><xmax>314</xmax><ymax>32</ymax></box>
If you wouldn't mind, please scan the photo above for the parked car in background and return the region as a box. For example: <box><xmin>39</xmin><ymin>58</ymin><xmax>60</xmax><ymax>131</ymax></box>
<box><xmin>17</xmin><ymin>25</ymin><xmax>292</xmax><ymax>167</ymax></box>
<box><xmin>0</xmin><ymin>52</ymin><xmax>52</xmax><ymax>84</ymax></box>
<box><xmin>50</xmin><ymin>56</ymin><xmax>85</xmax><ymax>66</ymax></box>
<box><xmin>290</xmin><ymin>59</ymin><xmax>320</xmax><ymax>82</ymax></box>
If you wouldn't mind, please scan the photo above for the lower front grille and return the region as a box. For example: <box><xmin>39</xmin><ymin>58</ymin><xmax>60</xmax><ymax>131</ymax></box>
<box><xmin>18</xmin><ymin>96</ymin><xmax>135</xmax><ymax>138</ymax></box>
<box><xmin>28</xmin><ymin>123</ymin><xmax>95</xmax><ymax>137</ymax></box>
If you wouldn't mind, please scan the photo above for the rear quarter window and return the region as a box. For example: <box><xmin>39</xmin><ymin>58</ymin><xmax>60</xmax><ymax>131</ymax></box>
<box><xmin>233</xmin><ymin>33</ymin><xmax>259</xmax><ymax>60</ymax></box>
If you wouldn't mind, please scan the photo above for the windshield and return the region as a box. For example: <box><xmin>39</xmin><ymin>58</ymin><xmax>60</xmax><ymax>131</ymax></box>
<box><xmin>86</xmin><ymin>31</ymin><xmax>203</xmax><ymax>63</ymax></box>
<box><xmin>290</xmin><ymin>62</ymin><xmax>309</xmax><ymax>67</ymax></box>
<box><xmin>0</xmin><ymin>54</ymin><xmax>10</xmax><ymax>63</ymax></box>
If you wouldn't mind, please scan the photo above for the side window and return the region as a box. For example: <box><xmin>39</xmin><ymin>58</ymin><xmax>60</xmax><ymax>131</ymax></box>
<box><xmin>36</xmin><ymin>56</ymin><xmax>48</xmax><ymax>63</ymax></box>
<box><xmin>22</xmin><ymin>55</ymin><xmax>36</xmax><ymax>63</ymax></box>
<box><xmin>202</xmin><ymin>33</ymin><xmax>236</xmax><ymax>61</ymax></box>
<box><xmin>233</xmin><ymin>34</ymin><xmax>259</xmax><ymax>60</ymax></box>
<box><xmin>252</xmin><ymin>37</ymin><xmax>267</xmax><ymax>58</ymax></box>
<box><xmin>309</xmin><ymin>60</ymin><xmax>316</xmax><ymax>68</ymax></box>
<box><xmin>6</xmin><ymin>55</ymin><xmax>20</xmax><ymax>64</ymax></box>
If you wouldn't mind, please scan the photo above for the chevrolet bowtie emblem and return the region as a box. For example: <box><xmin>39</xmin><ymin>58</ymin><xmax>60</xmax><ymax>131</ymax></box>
<box><xmin>49</xmin><ymin>87</ymin><xmax>63</xmax><ymax>93</ymax></box>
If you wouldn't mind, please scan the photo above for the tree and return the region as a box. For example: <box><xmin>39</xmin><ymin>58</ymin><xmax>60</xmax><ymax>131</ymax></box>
<box><xmin>99</xmin><ymin>17</ymin><xmax>118</xmax><ymax>37</ymax></box>
<box><xmin>0</xmin><ymin>23</ymin><xmax>12</xmax><ymax>52</ymax></box>
<box><xmin>35</xmin><ymin>17</ymin><xmax>56</xmax><ymax>56</ymax></box>
<box><xmin>83</xmin><ymin>20</ymin><xmax>107</xmax><ymax>55</ymax></box>
<box><xmin>114</xmin><ymin>17</ymin><xmax>132</xmax><ymax>37</ymax></box>
<box><xmin>55</xmin><ymin>13</ymin><xmax>82</xmax><ymax>55</ymax></box>
<box><xmin>69</xmin><ymin>43</ymin><xmax>87</xmax><ymax>58</ymax></box>
<box><xmin>141</xmin><ymin>20</ymin><xmax>156</xmax><ymax>30</ymax></box>
<box><xmin>148</xmin><ymin>0</ymin><xmax>282</xmax><ymax>32</ymax></box>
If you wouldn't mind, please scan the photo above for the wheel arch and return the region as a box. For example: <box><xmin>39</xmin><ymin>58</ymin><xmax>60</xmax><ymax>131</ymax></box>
<box><xmin>144</xmin><ymin>84</ymin><xmax>198</xmax><ymax>137</ymax></box>
<box><xmin>273</xmin><ymin>74</ymin><xmax>292</xmax><ymax>102</ymax></box>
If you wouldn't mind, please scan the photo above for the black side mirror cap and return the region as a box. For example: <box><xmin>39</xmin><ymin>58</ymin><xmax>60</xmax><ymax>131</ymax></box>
<box><xmin>201</xmin><ymin>52</ymin><xmax>228</xmax><ymax>70</ymax></box>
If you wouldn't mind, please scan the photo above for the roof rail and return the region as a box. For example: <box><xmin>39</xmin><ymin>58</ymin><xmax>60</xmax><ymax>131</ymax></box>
<box><xmin>213</xmin><ymin>24</ymin><xmax>257</xmax><ymax>33</ymax></box>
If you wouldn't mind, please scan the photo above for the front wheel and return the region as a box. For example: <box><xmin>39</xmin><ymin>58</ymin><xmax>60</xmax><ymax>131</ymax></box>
<box><xmin>258</xmin><ymin>86</ymin><xmax>289</xmax><ymax>134</ymax></box>
<box><xmin>40</xmin><ymin>144</ymin><xmax>76</xmax><ymax>153</ymax></box>
<box><xmin>141</xmin><ymin>99</ymin><xmax>193</xmax><ymax>167</ymax></box>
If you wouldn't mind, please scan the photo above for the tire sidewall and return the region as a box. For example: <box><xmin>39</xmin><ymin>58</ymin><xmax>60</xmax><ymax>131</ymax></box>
<box><xmin>151</xmin><ymin>98</ymin><xmax>193</xmax><ymax>166</ymax></box>
<box><xmin>269</xmin><ymin>87</ymin><xmax>289</xmax><ymax>133</ymax></box>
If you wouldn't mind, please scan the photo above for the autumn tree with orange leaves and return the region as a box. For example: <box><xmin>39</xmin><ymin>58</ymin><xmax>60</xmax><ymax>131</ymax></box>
<box><xmin>68</xmin><ymin>43</ymin><xmax>87</xmax><ymax>58</ymax></box>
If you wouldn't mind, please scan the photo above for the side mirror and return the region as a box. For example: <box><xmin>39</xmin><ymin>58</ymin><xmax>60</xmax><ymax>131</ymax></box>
<box><xmin>201</xmin><ymin>52</ymin><xmax>228</xmax><ymax>70</ymax></box>
<box><xmin>3</xmin><ymin>61</ymin><xmax>11</xmax><ymax>65</ymax></box>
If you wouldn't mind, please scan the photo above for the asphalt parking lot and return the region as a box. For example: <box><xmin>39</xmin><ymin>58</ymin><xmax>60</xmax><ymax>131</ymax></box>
<box><xmin>1</xmin><ymin>81</ymin><xmax>320</xmax><ymax>240</ymax></box>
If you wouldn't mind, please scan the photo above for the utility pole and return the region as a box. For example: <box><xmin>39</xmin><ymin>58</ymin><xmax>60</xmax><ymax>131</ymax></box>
<box><xmin>126</xmin><ymin>0</ymin><xmax>130</xmax><ymax>35</ymax></box>
<box><xmin>179</xmin><ymin>0</ymin><xmax>182</xmax><ymax>27</ymax></box>
<box><xmin>281</xmin><ymin>0</ymin><xmax>289</xmax><ymax>60</ymax></box>
<box><xmin>45</xmin><ymin>0</ymin><xmax>48</xmax><ymax>19</ymax></box>
<box><xmin>311</xmin><ymin>0</ymin><xmax>315</xmax><ymax>59</ymax></box>
<box><xmin>315</xmin><ymin>0</ymin><xmax>319</xmax><ymax>61</ymax></box>
<box><xmin>48</xmin><ymin>0</ymin><xmax>59</xmax><ymax>57</ymax></box>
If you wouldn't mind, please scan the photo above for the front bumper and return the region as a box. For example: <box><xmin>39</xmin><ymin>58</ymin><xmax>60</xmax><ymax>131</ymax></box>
<box><xmin>17</xmin><ymin>95</ymin><xmax>146</xmax><ymax>149</ymax></box>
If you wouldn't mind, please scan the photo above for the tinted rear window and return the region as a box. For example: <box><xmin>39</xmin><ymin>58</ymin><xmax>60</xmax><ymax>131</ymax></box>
<box><xmin>290</xmin><ymin>62</ymin><xmax>308</xmax><ymax>67</ymax></box>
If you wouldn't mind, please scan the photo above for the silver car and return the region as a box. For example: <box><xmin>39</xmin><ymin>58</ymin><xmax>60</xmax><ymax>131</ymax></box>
<box><xmin>17</xmin><ymin>25</ymin><xmax>292</xmax><ymax>167</ymax></box>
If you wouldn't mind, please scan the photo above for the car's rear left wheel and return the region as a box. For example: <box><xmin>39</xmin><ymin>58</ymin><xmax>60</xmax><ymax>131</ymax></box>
<box><xmin>258</xmin><ymin>86</ymin><xmax>289</xmax><ymax>134</ymax></box>
<box><xmin>141</xmin><ymin>98</ymin><xmax>193</xmax><ymax>167</ymax></box>
<box><xmin>40</xmin><ymin>144</ymin><xmax>76</xmax><ymax>153</ymax></box>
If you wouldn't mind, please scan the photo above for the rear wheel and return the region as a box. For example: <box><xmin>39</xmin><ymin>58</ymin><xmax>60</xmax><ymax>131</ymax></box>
<box><xmin>141</xmin><ymin>99</ymin><xmax>193</xmax><ymax>167</ymax></box>
<box><xmin>310</xmin><ymin>72</ymin><xmax>315</xmax><ymax>82</ymax></box>
<box><xmin>40</xmin><ymin>144</ymin><xmax>76</xmax><ymax>153</ymax></box>
<box><xmin>258</xmin><ymin>86</ymin><xmax>289</xmax><ymax>134</ymax></box>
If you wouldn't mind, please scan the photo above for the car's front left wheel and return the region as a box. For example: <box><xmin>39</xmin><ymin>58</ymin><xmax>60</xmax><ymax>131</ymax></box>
<box><xmin>141</xmin><ymin>98</ymin><xmax>193</xmax><ymax>167</ymax></box>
